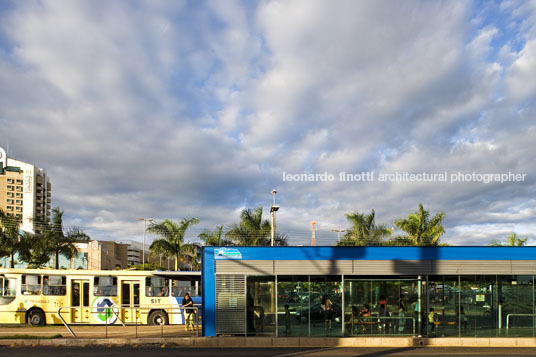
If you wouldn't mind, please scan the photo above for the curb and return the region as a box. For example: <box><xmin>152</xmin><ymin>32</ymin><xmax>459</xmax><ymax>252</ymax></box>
<box><xmin>2</xmin><ymin>337</ymin><xmax>536</xmax><ymax>348</ymax></box>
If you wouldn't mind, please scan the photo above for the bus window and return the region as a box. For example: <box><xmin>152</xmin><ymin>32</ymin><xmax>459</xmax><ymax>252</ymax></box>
<box><xmin>171</xmin><ymin>280</ymin><xmax>196</xmax><ymax>297</ymax></box>
<box><xmin>5</xmin><ymin>279</ymin><xmax>16</xmax><ymax>296</ymax></box>
<box><xmin>94</xmin><ymin>277</ymin><xmax>117</xmax><ymax>296</ymax></box>
<box><xmin>145</xmin><ymin>277</ymin><xmax>169</xmax><ymax>297</ymax></box>
<box><xmin>43</xmin><ymin>276</ymin><xmax>66</xmax><ymax>296</ymax></box>
<box><xmin>21</xmin><ymin>275</ymin><xmax>41</xmax><ymax>295</ymax></box>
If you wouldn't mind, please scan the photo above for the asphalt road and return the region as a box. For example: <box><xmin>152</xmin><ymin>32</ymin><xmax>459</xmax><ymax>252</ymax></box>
<box><xmin>3</xmin><ymin>347</ymin><xmax>536</xmax><ymax>357</ymax></box>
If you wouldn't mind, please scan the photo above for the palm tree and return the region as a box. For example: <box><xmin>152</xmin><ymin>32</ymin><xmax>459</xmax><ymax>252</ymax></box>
<box><xmin>490</xmin><ymin>232</ymin><xmax>528</xmax><ymax>247</ymax></box>
<box><xmin>0</xmin><ymin>209</ymin><xmax>27</xmax><ymax>268</ymax></box>
<box><xmin>337</xmin><ymin>209</ymin><xmax>391</xmax><ymax>246</ymax></box>
<box><xmin>147</xmin><ymin>217</ymin><xmax>199</xmax><ymax>271</ymax></box>
<box><xmin>198</xmin><ymin>225</ymin><xmax>231</xmax><ymax>246</ymax></box>
<box><xmin>41</xmin><ymin>208</ymin><xmax>90</xmax><ymax>269</ymax></box>
<box><xmin>394</xmin><ymin>204</ymin><xmax>445</xmax><ymax>246</ymax></box>
<box><xmin>226</xmin><ymin>206</ymin><xmax>287</xmax><ymax>246</ymax></box>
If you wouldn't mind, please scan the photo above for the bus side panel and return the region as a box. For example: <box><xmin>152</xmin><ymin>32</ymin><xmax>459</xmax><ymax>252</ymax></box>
<box><xmin>0</xmin><ymin>300</ymin><xmax>26</xmax><ymax>324</ymax></box>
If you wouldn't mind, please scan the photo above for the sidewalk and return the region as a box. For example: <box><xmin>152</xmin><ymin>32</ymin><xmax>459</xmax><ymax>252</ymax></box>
<box><xmin>2</xmin><ymin>334</ymin><xmax>536</xmax><ymax>348</ymax></box>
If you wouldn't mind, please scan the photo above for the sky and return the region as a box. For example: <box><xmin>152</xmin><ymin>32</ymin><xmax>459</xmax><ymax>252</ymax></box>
<box><xmin>1</xmin><ymin>0</ymin><xmax>535</xmax><ymax>246</ymax></box>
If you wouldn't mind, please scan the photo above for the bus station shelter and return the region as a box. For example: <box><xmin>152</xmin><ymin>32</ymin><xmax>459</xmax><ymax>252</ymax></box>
<box><xmin>201</xmin><ymin>246</ymin><xmax>536</xmax><ymax>338</ymax></box>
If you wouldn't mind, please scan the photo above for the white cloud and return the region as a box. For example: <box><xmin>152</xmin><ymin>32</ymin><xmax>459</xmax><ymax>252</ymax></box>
<box><xmin>0</xmin><ymin>0</ymin><xmax>535</xmax><ymax>246</ymax></box>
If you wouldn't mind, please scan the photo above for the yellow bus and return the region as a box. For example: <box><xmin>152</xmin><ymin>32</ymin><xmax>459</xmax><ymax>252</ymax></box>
<box><xmin>0</xmin><ymin>268</ymin><xmax>201</xmax><ymax>326</ymax></box>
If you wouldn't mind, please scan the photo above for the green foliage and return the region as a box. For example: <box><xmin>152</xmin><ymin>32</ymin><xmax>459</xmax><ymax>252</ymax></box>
<box><xmin>129</xmin><ymin>262</ymin><xmax>164</xmax><ymax>271</ymax></box>
<box><xmin>225</xmin><ymin>206</ymin><xmax>287</xmax><ymax>246</ymax></box>
<box><xmin>490</xmin><ymin>232</ymin><xmax>528</xmax><ymax>246</ymax></box>
<box><xmin>198</xmin><ymin>225</ymin><xmax>231</xmax><ymax>246</ymax></box>
<box><xmin>336</xmin><ymin>209</ymin><xmax>391</xmax><ymax>246</ymax></box>
<box><xmin>394</xmin><ymin>203</ymin><xmax>445</xmax><ymax>246</ymax></box>
<box><xmin>38</xmin><ymin>208</ymin><xmax>90</xmax><ymax>269</ymax></box>
<box><xmin>0</xmin><ymin>209</ymin><xmax>27</xmax><ymax>268</ymax></box>
<box><xmin>147</xmin><ymin>217</ymin><xmax>199</xmax><ymax>271</ymax></box>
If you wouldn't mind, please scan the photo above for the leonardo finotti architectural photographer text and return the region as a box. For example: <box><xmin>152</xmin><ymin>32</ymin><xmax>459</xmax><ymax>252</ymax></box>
<box><xmin>282</xmin><ymin>171</ymin><xmax>527</xmax><ymax>184</ymax></box>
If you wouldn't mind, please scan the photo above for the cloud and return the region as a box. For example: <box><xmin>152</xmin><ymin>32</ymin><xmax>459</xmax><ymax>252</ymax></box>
<box><xmin>0</xmin><ymin>0</ymin><xmax>535</xmax><ymax>247</ymax></box>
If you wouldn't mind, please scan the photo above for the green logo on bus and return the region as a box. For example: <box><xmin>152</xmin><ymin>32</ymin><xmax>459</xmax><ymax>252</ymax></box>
<box><xmin>92</xmin><ymin>297</ymin><xmax>117</xmax><ymax>324</ymax></box>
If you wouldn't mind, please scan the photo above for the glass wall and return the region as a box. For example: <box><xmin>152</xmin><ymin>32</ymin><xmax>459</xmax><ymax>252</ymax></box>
<box><xmin>344</xmin><ymin>277</ymin><xmax>420</xmax><ymax>336</ymax></box>
<box><xmin>277</xmin><ymin>276</ymin><xmax>311</xmax><ymax>336</ymax></box>
<box><xmin>246</xmin><ymin>276</ymin><xmax>276</xmax><ymax>336</ymax></box>
<box><xmin>240</xmin><ymin>274</ymin><xmax>536</xmax><ymax>337</ymax></box>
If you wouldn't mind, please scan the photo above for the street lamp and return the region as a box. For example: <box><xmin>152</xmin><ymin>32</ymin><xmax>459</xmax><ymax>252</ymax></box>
<box><xmin>270</xmin><ymin>189</ymin><xmax>279</xmax><ymax>246</ymax></box>
<box><xmin>332</xmin><ymin>229</ymin><xmax>347</xmax><ymax>242</ymax></box>
<box><xmin>137</xmin><ymin>218</ymin><xmax>153</xmax><ymax>269</ymax></box>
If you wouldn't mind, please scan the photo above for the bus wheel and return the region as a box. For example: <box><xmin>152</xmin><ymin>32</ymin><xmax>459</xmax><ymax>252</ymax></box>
<box><xmin>149</xmin><ymin>310</ymin><xmax>168</xmax><ymax>326</ymax></box>
<box><xmin>27</xmin><ymin>309</ymin><xmax>46</xmax><ymax>326</ymax></box>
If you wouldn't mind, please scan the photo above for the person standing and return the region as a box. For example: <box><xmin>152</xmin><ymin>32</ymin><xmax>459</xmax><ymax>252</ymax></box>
<box><xmin>284</xmin><ymin>304</ymin><xmax>291</xmax><ymax>335</ymax></box>
<box><xmin>321</xmin><ymin>294</ymin><xmax>333</xmax><ymax>331</ymax></box>
<box><xmin>398</xmin><ymin>306</ymin><xmax>406</xmax><ymax>333</ymax></box>
<box><xmin>182</xmin><ymin>292</ymin><xmax>195</xmax><ymax>331</ymax></box>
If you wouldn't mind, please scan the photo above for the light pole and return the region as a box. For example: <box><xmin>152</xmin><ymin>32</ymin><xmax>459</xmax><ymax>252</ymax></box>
<box><xmin>270</xmin><ymin>189</ymin><xmax>279</xmax><ymax>246</ymax></box>
<box><xmin>137</xmin><ymin>218</ymin><xmax>153</xmax><ymax>269</ymax></box>
<box><xmin>332</xmin><ymin>229</ymin><xmax>346</xmax><ymax>243</ymax></box>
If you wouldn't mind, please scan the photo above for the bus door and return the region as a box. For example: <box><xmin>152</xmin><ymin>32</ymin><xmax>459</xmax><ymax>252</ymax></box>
<box><xmin>121</xmin><ymin>281</ymin><xmax>140</xmax><ymax>323</ymax></box>
<box><xmin>71</xmin><ymin>280</ymin><xmax>90</xmax><ymax>323</ymax></box>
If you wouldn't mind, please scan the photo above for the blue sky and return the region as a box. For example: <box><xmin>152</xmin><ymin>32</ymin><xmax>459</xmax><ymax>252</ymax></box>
<box><xmin>1</xmin><ymin>0</ymin><xmax>535</xmax><ymax>246</ymax></box>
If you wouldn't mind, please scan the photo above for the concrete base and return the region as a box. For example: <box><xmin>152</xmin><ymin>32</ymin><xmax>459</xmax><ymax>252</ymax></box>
<box><xmin>2</xmin><ymin>337</ymin><xmax>536</xmax><ymax>348</ymax></box>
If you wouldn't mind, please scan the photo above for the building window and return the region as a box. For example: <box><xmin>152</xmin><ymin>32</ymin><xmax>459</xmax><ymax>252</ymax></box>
<box><xmin>7</xmin><ymin>185</ymin><xmax>13</xmax><ymax>190</ymax></box>
<box><xmin>15</xmin><ymin>207</ymin><xmax>22</xmax><ymax>212</ymax></box>
<box><xmin>7</xmin><ymin>192</ymin><xmax>13</xmax><ymax>198</ymax></box>
<box><xmin>16</xmin><ymin>179</ymin><xmax>23</xmax><ymax>184</ymax></box>
<box><xmin>16</xmin><ymin>200</ymin><xmax>22</xmax><ymax>205</ymax></box>
<box><xmin>7</xmin><ymin>178</ymin><xmax>14</xmax><ymax>184</ymax></box>
<box><xmin>6</xmin><ymin>206</ymin><xmax>13</xmax><ymax>211</ymax></box>
<box><xmin>16</xmin><ymin>186</ymin><xmax>23</xmax><ymax>192</ymax></box>
<box><xmin>6</xmin><ymin>199</ymin><xmax>13</xmax><ymax>204</ymax></box>
<box><xmin>15</xmin><ymin>214</ymin><xmax>21</xmax><ymax>218</ymax></box>
<box><xmin>16</xmin><ymin>193</ymin><xmax>22</xmax><ymax>198</ymax></box>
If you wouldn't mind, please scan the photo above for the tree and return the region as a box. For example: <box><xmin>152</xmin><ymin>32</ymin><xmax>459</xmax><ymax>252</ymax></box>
<box><xmin>394</xmin><ymin>204</ymin><xmax>445</xmax><ymax>246</ymax></box>
<box><xmin>336</xmin><ymin>209</ymin><xmax>391</xmax><ymax>246</ymax></box>
<box><xmin>198</xmin><ymin>225</ymin><xmax>231</xmax><ymax>246</ymax></box>
<box><xmin>147</xmin><ymin>217</ymin><xmax>199</xmax><ymax>271</ymax></box>
<box><xmin>226</xmin><ymin>206</ymin><xmax>287</xmax><ymax>246</ymax></box>
<box><xmin>0</xmin><ymin>210</ymin><xmax>27</xmax><ymax>268</ymax></box>
<box><xmin>40</xmin><ymin>208</ymin><xmax>90</xmax><ymax>269</ymax></box>
<box><xmin>490</xmin><ymin>232</ymin><xmax>528</xmax><ymax>247</ymax></box>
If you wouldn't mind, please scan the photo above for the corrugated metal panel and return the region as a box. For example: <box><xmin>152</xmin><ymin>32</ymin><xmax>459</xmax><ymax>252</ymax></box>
<box><xmin>215</xmin><ymin>274</ymin><xmax>246</xmax><ymax>334</ymax></box>
<box><xmin>274</xmin><ymin>260</ymin><xmax>352</xmax><ymax>275</ymax></box>
<box><xmin>215</xmin><ymin>260</ymin><xmax>274</xmax><ymax>274</ymax></box>
<box><xmin>511</xmin><ymin>261</ymin><xmax>536</xmax><ymax>274</ymax></box>
<box><xmin>353</xmin><ymin>260</ymin><xmax>431</xmax><ymax>275</ymax></box>
<box><xmin>216</xmin><ymin>259</ymin><xmax>536</xmax><ymax>276</ymax></box>
<box><xmin>352</xmin><ymin>260</ymin><xmax>529</xmax><ymax>275</ymax></box>
<box><xmin>434</xmin><ymin>260</ymin><xmax>512</xmax><ymax>274</ymax></box>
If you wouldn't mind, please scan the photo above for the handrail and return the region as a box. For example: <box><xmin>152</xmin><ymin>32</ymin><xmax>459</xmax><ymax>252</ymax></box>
<box><xmin>57</xmin><ymin>305</ymin><xmax>125</xmax><ymax>338</ymax></box>
<box><xmin>506</xmin><ymin>313</ymin><xmax>536</xmax><ymax>329</ymax></box>
<box><xmin>58</xmin><ymin>304</ymin><xmax>201</xmax><ymax>338</ymax></box>
<box><xmin>111</xmin><ymin>304</ymin><xmax>201</xmax><ymax>337</ymax></box>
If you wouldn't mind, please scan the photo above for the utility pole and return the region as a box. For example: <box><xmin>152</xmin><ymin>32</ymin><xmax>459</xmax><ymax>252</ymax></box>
<box><xmin>311</xmin><ymin>221</ymin><xmax>316</xmax><ymax>246</ymax></box>
<box><xmin>332</xmin><ymin>229</ymin><xmax>346</xmax><ymax>243</ymax></box>
<box><xmin>270</xmin><ymin>189</ymin><xmax>279</xmax><ymax>246</ymax></box>
<box><xmin>137</xmin><ymin>218</ymin><xmax>153</xmax><ymax>269</ymax></box>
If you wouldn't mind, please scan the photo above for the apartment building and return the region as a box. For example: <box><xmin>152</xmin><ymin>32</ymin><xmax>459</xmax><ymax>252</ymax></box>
<box><xmin>0</xmin><ymin>147</ymin><xmax>51</xmax><ymax>233</ymax></box>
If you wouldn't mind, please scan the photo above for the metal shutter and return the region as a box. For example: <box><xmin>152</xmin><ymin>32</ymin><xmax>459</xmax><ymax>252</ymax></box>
<box><xmin>215</xmin><ymin>274</ymin><xmax>246</xmax><ymax>334</ymax></box>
